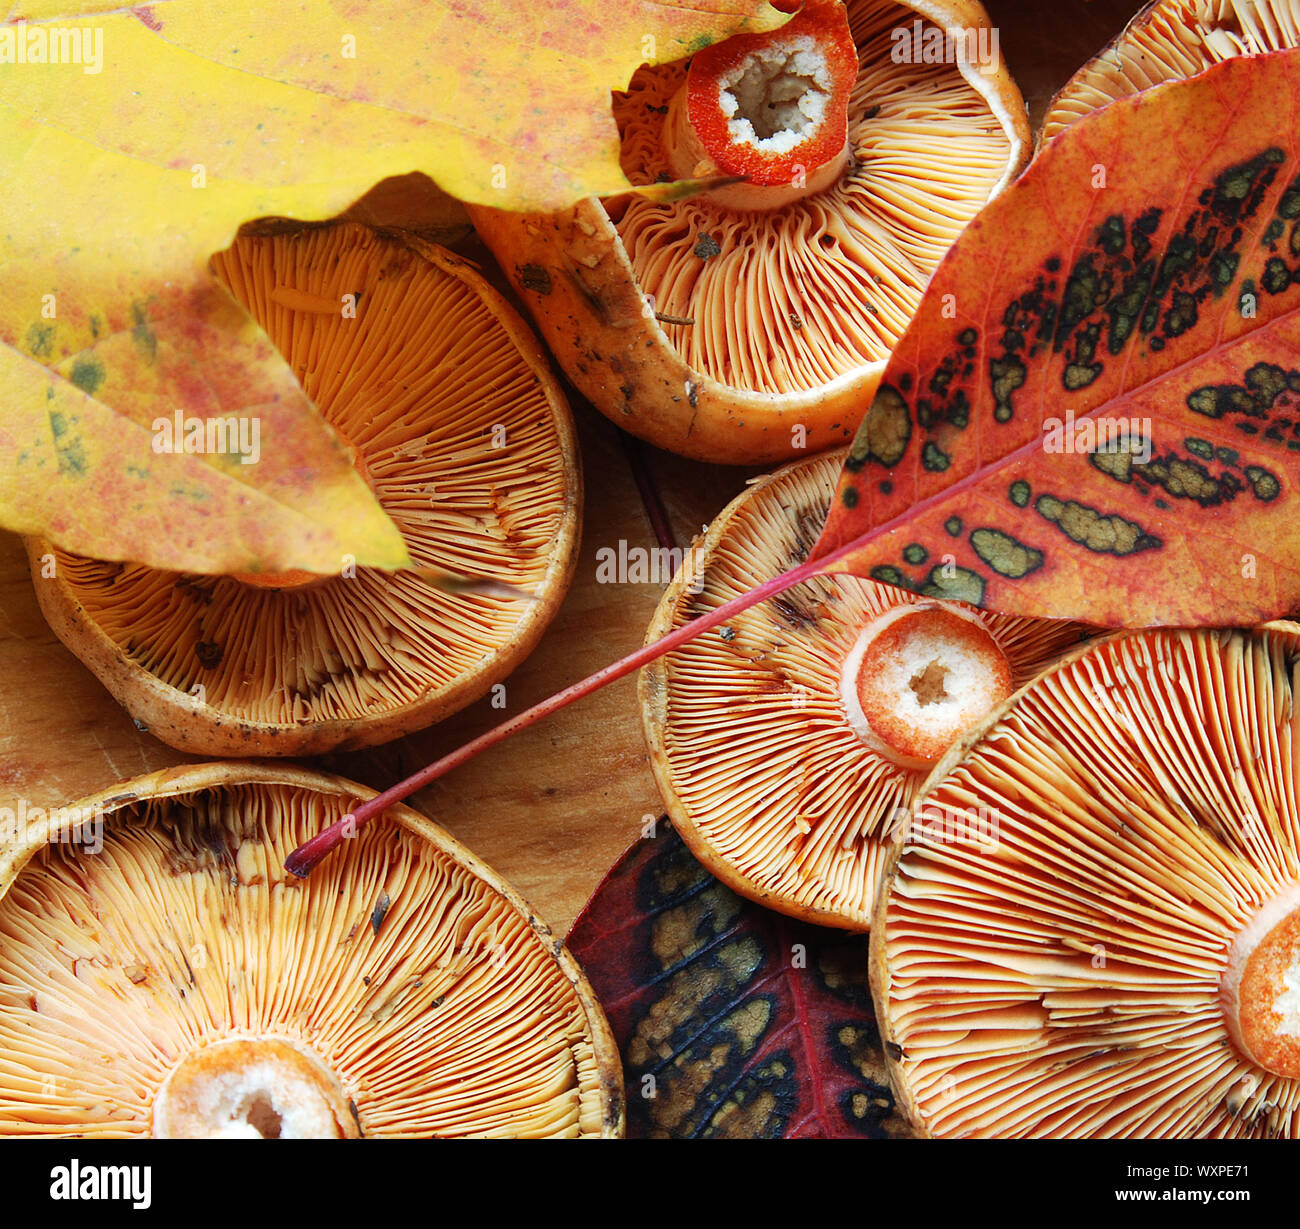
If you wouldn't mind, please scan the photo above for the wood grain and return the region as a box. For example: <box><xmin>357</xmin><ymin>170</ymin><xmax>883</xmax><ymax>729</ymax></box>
<box><xmin>0</xmin><ymin>1</ymin><xmax>1141</xmax><ymax>935</ymax></box>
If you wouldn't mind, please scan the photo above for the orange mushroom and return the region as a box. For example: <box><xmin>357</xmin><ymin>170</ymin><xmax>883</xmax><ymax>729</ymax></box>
<box><xmin>1042</xmin><ymin>0</ymin><xmax>1300</xmax><ymax>146</ymax></box>
<box><xmin>873</xmin><ymin>624</ymin><xmax>1300</xmax><ymax>1137</ymax></box>
<box><xmin>26</xmin><ymin>222</ymin><xmax>581</xmax><ymax>756</ymax></box>
<box><xmin>641</xmin><ymin>448</ymin><xmax>1089</xmax><ymax>929</ymax></box>
<box><xmin>470</xmin><ymin>0</ymin><xmax>1031</xmax><ymax>464</ymax></box>
<box><xmin>0</xmin><ymin>762</ymin><xmax>622</xmax><ymax>1138</ymax></box>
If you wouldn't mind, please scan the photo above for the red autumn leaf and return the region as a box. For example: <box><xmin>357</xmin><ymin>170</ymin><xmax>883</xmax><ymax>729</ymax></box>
<box><xmin>566</xmin><ymin>817</ymin><xmax>913</xmax><ymax>1139</ymax></box>
<box><xmin>813</xmin><ymin>49</ymin><xmax>1300</xmax><ymax>627</ymax></box>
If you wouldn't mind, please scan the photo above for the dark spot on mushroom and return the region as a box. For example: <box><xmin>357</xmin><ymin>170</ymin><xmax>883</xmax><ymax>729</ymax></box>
<box><xmin>1185</xmin><ymin>438</ymin><xmax>1213</xmax><ymax>461</ymax></box>
<box><xmin>370</xmin><ymin>891</ymin><xmax>392</xmax><ymax>936</ymax></box>
<box><xmin>772</xmin><ymin>597</ymin><xmax>815</xmax><ymax>629</ymax></box>
<box><xmin>944</xmin><ymin>516</ymin><xmax>963</xmax><ymax>537</ymax></box>
<box><xmin>195</xmin><ymin>640</ymin><xmax>224</xmax><ymax>669</ymax></box>
<box><xmin>693</xmin><ymin>233</ymin><xmax>721</xmax><ymax>261</ymax></box>
<box><xmin>518</xmin><ymin>263</ymin><xmax>551</xmax><ymax>295</ymax></box>
<box><xmin>902</xmin><ymin>544</ymin><xmax>928</xmax><ymax>566</ymax></box>
<box><xmin>1008</xmin><ymin>480</ymin><xmax>1030</xmax><ymax>507</ymax></box>
<box><xmin>841</xmin><ymin>486</ymin><xmax>859</xmax><ymax>508</ymax></box>
<box><xmin>174</xmin><ymin>578</ymin><xmax>214</xmax><ymax>606</ymax></box>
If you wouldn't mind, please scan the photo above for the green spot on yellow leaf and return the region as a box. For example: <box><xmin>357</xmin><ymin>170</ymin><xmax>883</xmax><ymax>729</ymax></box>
<box><xmin>26</xmin><ymin>322</ymin><xmax>55</xmax><ymax>359</ymax></box>
<box><xmin>69</xmin><ymin>357</ymin><xmax>105</xmax><ymax>398</ymax></box>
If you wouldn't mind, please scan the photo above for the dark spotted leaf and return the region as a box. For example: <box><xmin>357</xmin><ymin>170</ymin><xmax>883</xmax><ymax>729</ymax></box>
<box><xmin>814</xmin><ymin>50</ymin><xmax>1300</xmax><ymax>626</ymax></box>
<box><xmin>566</xmin><ymin>818</ymin><xmax>912</xmax><ymax>1139</ymax></box>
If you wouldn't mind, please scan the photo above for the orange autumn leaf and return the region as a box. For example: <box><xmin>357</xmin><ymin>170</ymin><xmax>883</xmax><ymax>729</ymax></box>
<box><xmin>0</xmin><ymin>0</ymin><xmax>786</xmax><ymax>574</ymax></box>
<box><xmin>814</xmin><ymin>49</ymin><xmax>1300</xmax><ymax>627</ymax></box>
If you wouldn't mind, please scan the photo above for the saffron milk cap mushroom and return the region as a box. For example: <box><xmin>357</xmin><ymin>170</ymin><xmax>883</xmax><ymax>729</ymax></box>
<box><xmin>872</xmin><ymin>623</ymin><xmax>1300</xmax><ymax>1137</ymax></box>
<box><xmin>0</xmin><ymin>762</ymin><xmax>622</xmax><ymax>1137</ymax></box>
<box><xmin>1042</xmin><ymin>0</ymin><xmax>1300</xmax><ymax>146</ymax></box>
<box><xmin>25</xmin><ymin>222</ymin><xmax>581</xmax><ymax>756</ymax></box>
<box><xmin>640</xmin><ymin>449</ymin><xmax>1089</xmax><ymax>930</ymax></box>
<box><xmin>469</xmin><ymin>0</ymin><xmax>1031</xmax><ymax>464</ymax></box>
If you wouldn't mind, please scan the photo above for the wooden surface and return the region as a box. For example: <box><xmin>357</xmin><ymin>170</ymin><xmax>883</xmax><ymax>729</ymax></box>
<box><xmin>0</xmin><ymin>1</ymin><xmax>1142</xmax><ymax>936</ymax></box>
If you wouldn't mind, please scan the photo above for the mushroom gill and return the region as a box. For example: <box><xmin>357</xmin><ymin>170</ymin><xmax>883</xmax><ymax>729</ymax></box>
<box><xmin>613</xmin><ymin>0</ymin><xmax>1024</xmax><ymax>394</ymax></box>
<box><xmin>872</xmin><ymin>624</ymin><xmax>1300</xmax><ymax>1138</ymax></box>
<box><xmin>1042</xmin><ymin>0</ymin><xmax>1300</xmax><ymax>146</ymax></box>
<box><xmin>0</xmin><ymin>763</ymin><xmax>621</xmax><ymax>1138</ymax></box>
<box><xmin>26</xmin><ymin>223</ymin><xmax>580</xmax><ymax>756</ymax></box>
<box><xmin>640</xmin><ymin>449</ymin><xmax>1089</xmax><ymax>930</ymax></box>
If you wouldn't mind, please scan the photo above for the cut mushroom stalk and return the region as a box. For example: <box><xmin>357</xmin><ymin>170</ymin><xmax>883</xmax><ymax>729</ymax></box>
<box><xmin>841</xmin><ymin>602</ymin><xmax>1013</xmax><ymax>770</ymax></box>
<box><xmin>467</xmin><ymin>0</ymin><xmax>1030</xmax><ymax>463</ymax></box>
<box><xmin>153</xmin><ymin>1039</ymin><xmax>357</xmax><ymax>1139</ymax></box>
<box><xmin>1222</xmin><ymin>883</ymin><xmax>1300</xmax><ymax>1080</ymax></box>
<box><xmin>664</xmin><ymin>0</ymin><xmax>857</xmax><ymax>211</ymax></box>
<box><xmin>638</xmin><ymin>450</ymin><xmax>1081</xmax><ymax>929</ymax></box>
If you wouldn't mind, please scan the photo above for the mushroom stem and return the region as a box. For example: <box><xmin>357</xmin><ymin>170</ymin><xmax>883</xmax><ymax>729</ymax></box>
<box><xmin>286</xmin><ymin>533</ymin><xmax>871</xmax><ymax>877</ymax></box>
<box><xmin>1221</xmin><ymin>883</ymin><xmax>1300</xmax><ymax>1080</ymax></box>
<box><xmin>662</xmin><ymin>0</ymin><xmax>856</xmax><ymax>212</ymax></box>
<box><xmin>152</xmin><ymin>1039</ymin><xmax>358</xmax><ymax>1139</ymax></box>
<box><xmin>839</xmin><ymin>603</ymin><xmax>1012</xmax><ymax>769</ymax></box>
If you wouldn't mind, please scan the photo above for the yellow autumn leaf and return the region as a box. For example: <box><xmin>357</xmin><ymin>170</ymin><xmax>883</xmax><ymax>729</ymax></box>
<box><xmin>0</xmin><ymin>1</ymin><xmax>785</xmax><ymax>573</ymax></box>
